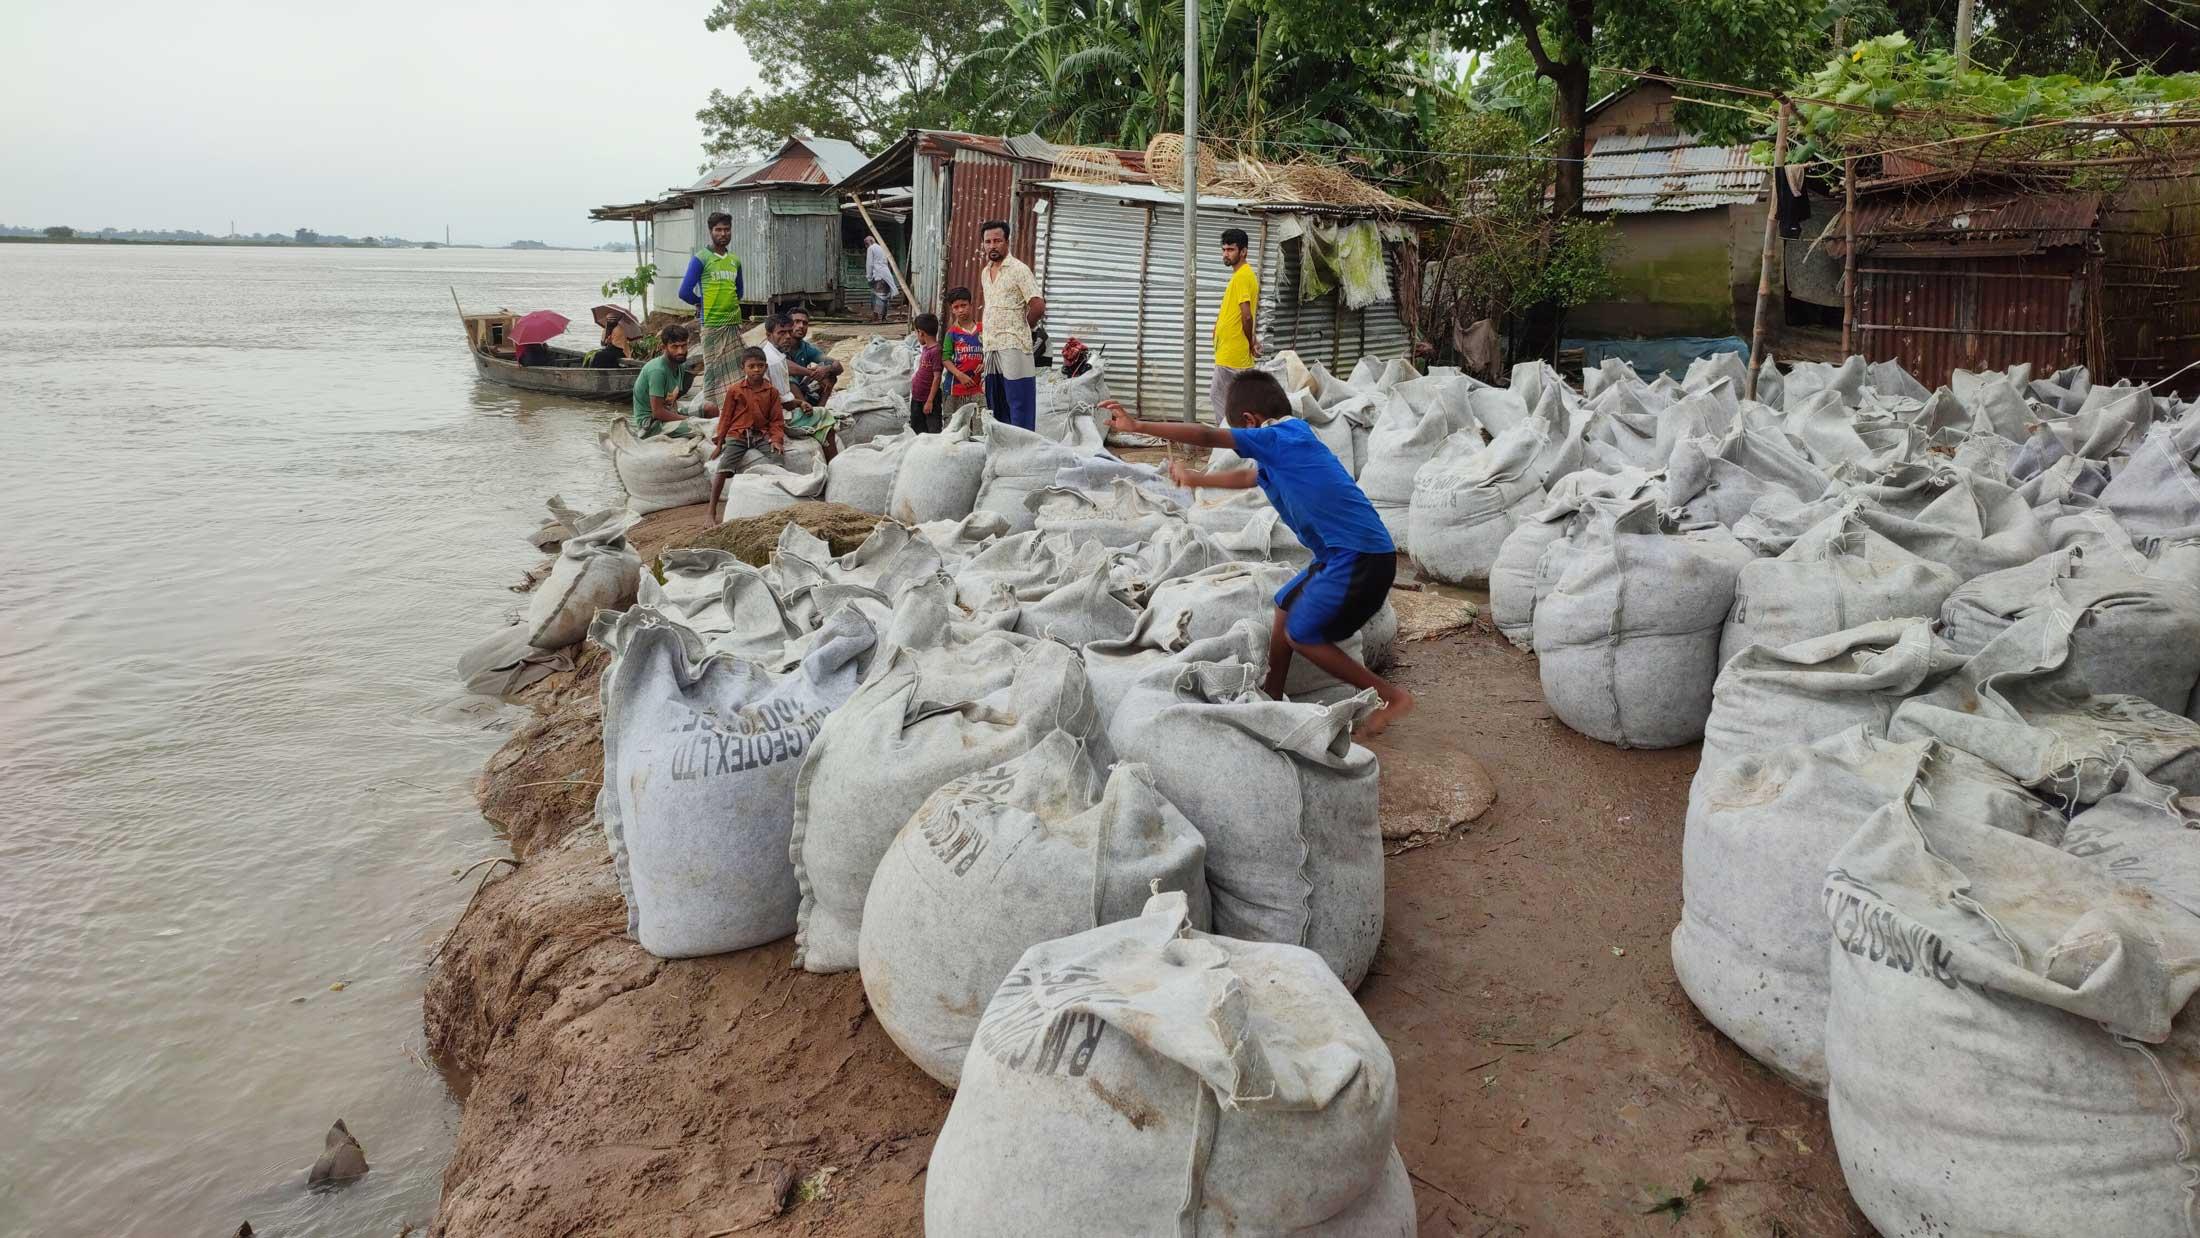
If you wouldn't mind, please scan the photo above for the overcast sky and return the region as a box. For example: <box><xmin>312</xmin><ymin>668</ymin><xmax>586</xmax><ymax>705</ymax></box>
<box><xmin>0</xmin><ymin>0</ymin><xmax>765</xmax><ymax>247</ymax></box>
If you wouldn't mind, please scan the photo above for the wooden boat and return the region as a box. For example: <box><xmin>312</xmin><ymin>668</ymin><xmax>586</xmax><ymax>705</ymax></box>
<box><xmin>460</xmin><ymin>309</ymin><xmax>638</xmax><ymax>401</ymax></box>
<box><xmin>469</xmin><ymin>343</ymin><xmax>639</xmax><ymax>400</ymax></box>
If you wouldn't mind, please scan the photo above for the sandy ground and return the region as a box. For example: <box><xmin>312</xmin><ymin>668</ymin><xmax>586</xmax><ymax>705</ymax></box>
<box><xmin>425</xmin><ymin>506</ymin><xmax>1868</xmax><ymax>1237</ymax></box>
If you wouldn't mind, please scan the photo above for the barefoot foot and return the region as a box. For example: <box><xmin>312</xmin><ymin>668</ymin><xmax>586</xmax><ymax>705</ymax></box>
<box><xmin>1359</xmin><ymin>687</ymin><xmax>1416</xmax><ymax>738</ymax></box>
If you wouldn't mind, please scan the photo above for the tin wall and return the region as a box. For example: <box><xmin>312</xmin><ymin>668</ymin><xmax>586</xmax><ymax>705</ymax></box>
<box><xmin>651</xmin><ymin>208</ymin><xmax>696</xmax><ymax>310</ymax></box>
<box><xmin>1036</xmin><ymin>189</ymin><xmax>1409</xmax><ymax>422</ymax></box>
<box><xmin>1855</xmin><ymin>253</ymin><xmax>2087</xmax><ymax>386</ymax></box>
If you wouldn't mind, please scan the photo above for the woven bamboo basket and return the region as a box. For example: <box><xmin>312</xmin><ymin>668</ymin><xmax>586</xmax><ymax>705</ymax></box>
<box><xmin>1050</xmin><ymin>146</ymin><xmax>1124</xmax><ymax>183</ymax></box>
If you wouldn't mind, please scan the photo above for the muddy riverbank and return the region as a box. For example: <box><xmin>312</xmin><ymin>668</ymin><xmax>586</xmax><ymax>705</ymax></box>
<box><xmin>425</xmin><ymin>503</ymin><xmax>1868</xmax><ymax>1237</ymax></box>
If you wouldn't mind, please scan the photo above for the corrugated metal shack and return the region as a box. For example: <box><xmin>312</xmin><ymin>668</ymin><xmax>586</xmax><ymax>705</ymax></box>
<box><xmin>1034</xmin><ymin>180</ymin><xmax>1437</xmax><ymax>422</ymax></box>
<box><xmin>837</xmin><ymin>131</ymin><xmax>1081</xmax><ymax>315</ymax></box>
<box><xmin>590</xmin><ymin>134</ymin><xmax>870</xmax><ymax>314</ymax></box>
<box><xmin>1821</xmin><ymin>175</ymin><xmax>2200</xmax><ymax>388</ymax></box>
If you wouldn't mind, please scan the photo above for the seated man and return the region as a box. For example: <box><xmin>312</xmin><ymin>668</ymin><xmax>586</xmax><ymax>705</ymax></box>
<box><xmin>627</xmin><ymin>324</ymin><xmax>699</xmax><ymax>439</ymax></box>
<box><xmin>784</xmin><ymin>309</ymin><xmax>843</xmax><ymax>404</ymax></box>
<box><xmin>760</xmin><ymin>313</ymin><xmax>839</xmax><ymax>462</ymax></box>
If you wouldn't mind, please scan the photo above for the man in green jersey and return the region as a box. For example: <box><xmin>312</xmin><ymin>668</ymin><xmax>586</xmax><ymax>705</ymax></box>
<box><xmin>678</xmin><ymin>211</ymin><xmax>745</xmax><ymax>409</ymax></box>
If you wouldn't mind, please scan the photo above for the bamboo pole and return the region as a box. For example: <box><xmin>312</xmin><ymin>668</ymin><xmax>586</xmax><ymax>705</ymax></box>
<box><xmin>1841</xmin><ymin>156</ymin><xmax>1857</xmax><ymax>356</ymax></box>
<box><xmin>849</xmin><ymin>197</ymin><xmax>912</xmax><ymax>324</ymax></box>
<box><xmin>631</xmin><ymin>218</ymin><xmax>647</xmax><ymax>315</ymax></box>
<box><xmin>1182</xmin><ymin>0</ymin><xmax>1200</xmax><ymax>430</ymax></box>
<box><xmin>1746</xmin><ymin>102</ymin><xmax>1790</xmax><ymax>402</ymax></box>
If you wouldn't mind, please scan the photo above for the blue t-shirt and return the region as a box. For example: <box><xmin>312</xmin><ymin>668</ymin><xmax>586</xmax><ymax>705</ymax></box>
<box><xmin>1228</xmin><ymin>418</ymin><xmax>1395</xmax><ymax>560</ymax></box>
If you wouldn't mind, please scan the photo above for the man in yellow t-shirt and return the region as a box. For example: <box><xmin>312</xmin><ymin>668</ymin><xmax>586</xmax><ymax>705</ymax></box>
<box><xmin>1210</xmin><ymin>227</ymin><xmax>1261</xmax><ymax>422</ymax></box>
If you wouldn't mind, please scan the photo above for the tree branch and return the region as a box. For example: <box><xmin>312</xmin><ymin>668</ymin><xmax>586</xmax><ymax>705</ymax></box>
<box><xmin>1506</xmin><ymin>0</ymin><xmax>1558</xmax><ymax>78</ymax></box>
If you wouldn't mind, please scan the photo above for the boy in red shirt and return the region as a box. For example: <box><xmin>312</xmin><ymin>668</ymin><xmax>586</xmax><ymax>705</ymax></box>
<box><xmin>708</xmin><ymin>346</ymin><xmax>786</xmax><ymax>523</ymax></box>
<box><xmin>941</xmin><ymin>286</ymin><xmax>985</xmax><ymax>423</ymax></box>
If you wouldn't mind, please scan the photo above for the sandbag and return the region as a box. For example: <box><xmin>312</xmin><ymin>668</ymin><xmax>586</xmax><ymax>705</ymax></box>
<box><xmin>975</xmin><ymin>419</ymin><xmax>1090</xmax><ymax>534</ymax></box>
<box><xmin>1487</xmin><ymin>468</ymin><xmax>1659</xmax><ymax>649</ymax></box>
<box><xmin>1406</xmin><ymin>422</ymin><xmax>1542</xmax><ymax>586</ymax></box>
<box><xmin>926</xmin><ymin>891</ymin><xmax>1414</xmax><ymax>1237</ymax></box>
<box><xmin>522</xmin><ymin>508</ymin><xmax>640</xmax><ymax>649</ymax></box>
<box><xmin>1822</xmin><ymin>785</ymin><xmax>2200</xmax><ymax>1238</ymax></box>
<box><xmin>1700</xmin><ymin>618</ymin><xmax>1963</xmax><ymax>782</ymax></box>
<box><xmin>824</xmin><ymin>429</ymin><xmax>912</xmax><ymax>516</ymax></box>
<box><xmin>1535</xmin><ymin>501</ymin><xmax>1754</xmax><ymax>748</ymax></box>
<box><xmin>607</xmin><ymin>421</ymin><xmax>712</xmax><ymax>514</ymax></box>
<box><xmin>2098</xmin><ymin>418</ymin><xmax>2200</xmax><ymax>535</ymax></box>
<box><xmin>1357</xmin><ymin>395</ymin><xmax>1474</xmax><ymax>543</ymax></box>
<box><xmin>714</xmin><ymin>464</ymin><xmax>829</xmax><ymax>521</ymax></box>
<box><xmin>1663</xmin><ymin>421</ymin><xmax>1830</xmax><ymax>529</ymax></box>
<box><xmin>1111</xmin><ymin>661</ymin><xmax>1384</xmax><ymax>988</ymax></box>
<box><xmin>1890</xmin><ymin>611</ymin><xmax>2200</xmax><ymax>805</ymax></box>
<box><xmin>1673</xmin><ymin>729</ymin><xmax>2058</xmax><ymax>1091</ymax></box>
<box><xmin>1028</xmin><ymin>478</ymin><xmax>1185</xmax><ymax>551</ymax></box>
<box><xmin>1720</xmin><ymin>510</ymin><xmax>1961</xmax><ymax>669</ymax></box>
<box><xmin>789</xmin><ymin>637</ymin><xmax>1104</xmax><ymax>972</ymax></box>
<box><xmin>1848</xmin><ymin>464</ymin><xmax>2046</xmax><ymax>583</ymax></box>
<box><xmin>456</xmin><ymin>622</ymin><xmax>573</xmax><ymax>696</ymax></box>
<box><xmin>1085</xmin><ymin>621</ymin><xmax>1267</xmax><ymax>732</ymax></box>
<box><xmin>1136</xmin><ymin>560</ymin><xmax>1379</xmax><ymax>698</ymax></box>
<box><xmin>998</xmin><ymin>541</ymin><xmax>1140</xmax><ymax>646</ymax></box>
<box><xmin>886</xmin><ymin>407</ymin><xmax>986</xmax><ymax>523</ymax></box>
<box><xmin>597</xmin><ymin>606</ymin><xmax>874</xmax><ymax>958</ymax></box>
<box><xmin>859</xmin><ymin>737</ymin><xmax>1211</xmax><ymax>1087</ymax></box>
<box><xmin>1940</xmin><ymin>544</ymin><xmax>2200</xmax><ymax>713</ymax></box>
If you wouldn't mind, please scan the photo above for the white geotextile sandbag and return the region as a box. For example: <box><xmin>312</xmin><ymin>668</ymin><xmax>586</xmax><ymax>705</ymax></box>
<box><xmin>789</xmin><ymin>637</ymin><xmax>1104</xmax><ymax>973</ymax></box>
<box><xmin>1889</xmin><ymin>611</ymin><xmax>2200</xmax><ymax>805</ymax></box>
<box><xmin>975</xmin><ymin>418</ymin><xmax>1091</xmax><ymax>534</ymax></box>
<box><xmin>926</xmin><ymin>891</ymin><xmax>1414</xmax><ymax>1237</ymax></box>
<box><xmin>522</xmin><ymin>508</ymin><xmax>640</xmax><ymax>649</ymax></box>
<box><xmin>824</xmin><ymin>429</ymin><xmax>913</xmax><ymax>516</ymax></box>
<box><xmin>607</xmin><ymin>421</ymin><xmax>713</xmax><ymax>514</ymax></box>
<box><xmin>1663</xmin><ymin>422</ymin><xmax>1830</xmax><ymax>529</ymax></box>
<box><xmin>1939</xmin><ymin>544</ymin><xmax>2200</xmax><ymax>713</ymax></box>
<box><xmin>635</xmin><ymin>550</ymin><xmax>806</xmax><ymax>664</ymax></box>
<box><xmin>1720</xmin><ymin>509</ymin><xmax>1962</xmax><ymax>669</ymax></box>
<box><xmin>1028</xmin><ymin>478</ymin><xmax>1185</xmax><ymax>550</ymax></box>
<box><xmin>1111</xmin><ymin>661</ymin><xmax>1384</xmax><ymax>988</ymax></box>
<box><xmin>1673</xmin><ymin>728</ymin><xmax>2058</xmax><ymax>1091</ymax></box>
<box><xmin>1084</xmin><ymin>622</ymin><xmax>1266</xmax><ymax>733</ymax></box>
<box><xmin>597</xmin><ymin>605</ymin><xmax>874</xmax><ymax>958</ymax></box>
<box><xmin>2099</xmin><ymin>419</ymin><xmax>2200</xmax><ymax>535</ymax></box>
<box><xmin>994</xmin><ymin>542</ymin><xmax>1140</xmax><ymax>647</ymax></box>
<box><xmin>822</xmin><ymin>381</ymin><xmax>906</xmax><ymax>447</ymax></box>
<box><xmin>859</xmin><ymin>736</ymin><xmax>1212</xmax><ymax>1087</ymax></box>
<box><xmin>1357</xmin><ymin>395</ymin><xmax>1475</xmax><ymax>543</ymax></box>
<box><xmin>1699</xmin><ymin>619</ymin><xmax>1962</xmax><ymax>779</ymax></box>
<box><xmin>1821</xmin><ymin>785</ymin><xmax>2200</xmax><ymax>1238</ymax></box>
<box><xmin>456</xmin><ymin>622</ymin><xmax>573</xmax><ymax>696</ymax></box>
<box><xmin>1948</xmin><ymin>367</ymin><xmax>2042</xmax><ymax>442</ymax></box>
<box><xmin>1488</xmin><ymin>468</ymin><xmax>1660</xmax><ymax>649</ymax></box>
<box><xmin>1848</xmin><ymin>464</ymin><xmax>2047</xmax><ymax>583</ymax></box>
<box><xmin>886</xmin><ymin>407</ymin><xmax>987</xmax><ymax>523</ymax></box>
<box><xmin>1407</xmin><ymin>421</ymin><xmax>1543</xmax><ymax>586</ymax></box>
<box><xmin>1135</xmin><ymin>560</ymin><xmax>1380</xmax><ymax>698</ymax></box>
<box><xmin>1535</xmin><ymin>502</ymin><xmax>1755</xmax><ymax>749</ymax></box>
<box><xmin>714</xmin><ymin>463</ymin><xmax>829</xmax><ymax>521</ymax></box>
<box><xmin>772</xmin><ymin>521</ymin><xmax>949</xmax><ymax>627</ymax></box>
<box><xmin>849</xmin><ymin>335</ymin><xmax>916</xmax><ymax>382</ymax></box>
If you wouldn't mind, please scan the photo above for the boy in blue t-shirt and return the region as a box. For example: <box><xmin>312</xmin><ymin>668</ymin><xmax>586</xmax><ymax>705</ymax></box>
<box><xmin>1102</xmin><ymin>371</ymin><xmax>1414</xmax><ymax>735</ymax></box>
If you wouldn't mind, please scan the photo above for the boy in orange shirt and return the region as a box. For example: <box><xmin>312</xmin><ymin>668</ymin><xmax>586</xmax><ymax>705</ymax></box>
<box><xmin>708</xmin><ymin>346</ymin><xmax>786</xmax><ymax>523</ymax></box>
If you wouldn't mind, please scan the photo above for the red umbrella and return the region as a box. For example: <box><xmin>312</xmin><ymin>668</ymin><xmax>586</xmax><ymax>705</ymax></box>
<box><xmin>509</xmin><ymin>310</ymin><xmax>571</xmax><ymax>347</ymax></box>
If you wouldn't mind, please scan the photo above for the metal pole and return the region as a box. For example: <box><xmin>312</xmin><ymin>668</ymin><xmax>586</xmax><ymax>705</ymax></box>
<box><xmin>1182</xmin><ymin>0</ymin><xmax>1199</xmax><ymax>424</ymax></box>
<box><xmin>1746</xmin><ymin>101</ymin><xmax>1789</xmax><ymax>402</ymax></box>
<box><xmin>1841</xmin><ymin>156</ymin><xmax>1857</xmax><ymax>357</ymax></box>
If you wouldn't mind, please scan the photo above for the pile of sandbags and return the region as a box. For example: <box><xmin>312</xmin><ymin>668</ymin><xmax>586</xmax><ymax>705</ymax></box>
<box><xmin>603</xmin><ymin>420</ymin><xmax>713</xmax><ymax>514</ymax></box>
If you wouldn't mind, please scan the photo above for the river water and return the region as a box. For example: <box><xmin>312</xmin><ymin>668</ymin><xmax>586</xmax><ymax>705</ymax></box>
<box><xmin>0</xmin><ymin>245</ymin><xmax>635</xmax><ymax>1236</ymax></box>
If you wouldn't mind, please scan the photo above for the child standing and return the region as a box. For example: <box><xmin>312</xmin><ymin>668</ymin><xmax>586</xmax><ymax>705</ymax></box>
<box><xmin>1101</xmin><ymin>371</ymin><xmax>1414</xmax><ymax>735</ymax></box>
<box><xmin>909</xmin><ymin>313</ymin><xmax>945</xmax><ymax>434</ymax></box>
<box><xmin>708</xmin><ymin>346</ymin><xmax>787</xmax><ymax>523</ymax></box>
<box><xmin>941</xmin><ymin>287</ymin><xmax>986</xmax><ymax>424</ymax></box>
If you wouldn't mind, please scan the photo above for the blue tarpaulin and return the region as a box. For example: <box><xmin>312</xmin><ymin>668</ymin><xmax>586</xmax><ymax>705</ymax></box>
<box><xmin>1566</xmin><ymin>336</ymin><xmax>1748</xmax><ymax>381</ymax></box>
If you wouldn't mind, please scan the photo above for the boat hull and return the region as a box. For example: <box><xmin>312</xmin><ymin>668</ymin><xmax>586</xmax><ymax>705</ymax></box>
<box><xmin>471</xmin><ymin>349</ymin><xmax>637</xmax><ymax>400</ymax></box>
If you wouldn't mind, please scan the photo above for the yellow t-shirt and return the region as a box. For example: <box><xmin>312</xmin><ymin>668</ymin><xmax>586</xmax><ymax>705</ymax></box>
<box><xmin>1212</xmin><ymin>263</ymin><xmax>1259</xmax><ymax>369</ymax></box>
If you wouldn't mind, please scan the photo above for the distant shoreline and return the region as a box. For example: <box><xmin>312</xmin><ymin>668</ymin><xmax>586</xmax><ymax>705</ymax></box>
<box><xmin>0</xmin><ymin>237</ymin><xmax>625</xmax><ymax>253</ymax></box>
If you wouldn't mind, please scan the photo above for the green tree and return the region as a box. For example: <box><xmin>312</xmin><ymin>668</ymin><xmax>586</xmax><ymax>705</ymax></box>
<box><xmin>698</xmin><ymin>0</ymin><xmax>1012</xmax><ymax>159</ymax></box>
<box><xmin>42</xmin><ymin>225</ymin><xmax>73</xmax><ymax>239</ymax></box>
<box><xmin>951</xmin><ymin>0</ymin><xmax>1449</xmax><ymax>174</ymax></box>
<box><xmin>1264</xmin><ymin>0</ymin><xmax>1826</xmax><ymax>218</ymax></box>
